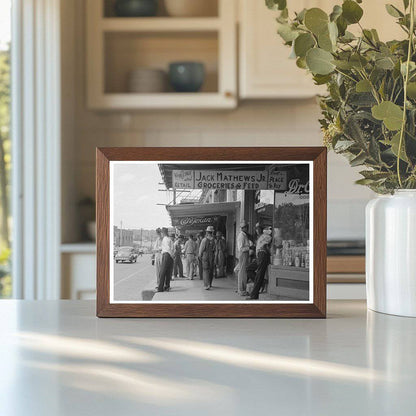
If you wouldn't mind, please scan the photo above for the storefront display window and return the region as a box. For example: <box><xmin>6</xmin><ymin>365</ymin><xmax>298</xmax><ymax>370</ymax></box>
<box><xmin>272</xmin><ymin>175</ymin><xmax>310</xmax><ymax>270</ymax></box>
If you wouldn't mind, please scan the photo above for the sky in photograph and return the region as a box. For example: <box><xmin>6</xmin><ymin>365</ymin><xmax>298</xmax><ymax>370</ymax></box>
<box><xmin>0</xmin><ymin>0</ymin><xmax>11</xmax><ymax>50</ymax></box>
<box><xmin>113</xmin><ymin>163</ymin><xmax>171</xmax><ymax>230</ymax></box>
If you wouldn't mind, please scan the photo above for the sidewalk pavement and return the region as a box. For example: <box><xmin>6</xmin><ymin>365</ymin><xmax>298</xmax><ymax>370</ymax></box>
<box><xmin>150</xmin><ymin>274</ymin><xmax>281</xmax><ymax>301</ymax></box>
<box><xmin>152</xmin><ymin>274</ymin><xmax>245</xmax><ymax>302</ymax></box>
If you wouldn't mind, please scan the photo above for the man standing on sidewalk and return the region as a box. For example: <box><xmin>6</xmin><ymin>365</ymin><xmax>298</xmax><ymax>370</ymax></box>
<box><xmin>153</xmin><ymin>228</ymin><xmax>163</xmax><ymax>289</ymax></box>
<box><xmin>184</xmin><ymin>234</ymin><xmax>197</xmax><ymax>279</ymax></box>
<box><xmin>236</xmin><ymin>220</ymin><xmax>250</xmax><ymax>296</ymax></box>
<box><xmin>214</xmin><ymin>231</ymin><xmax>226</xmax><ymax>278</ymax></box>
<box><xmin>157</xmin><ymin>227</ymin><xmax>174</xmax><ymax>292</ymax></box>
<box><xmin>196</xmin><ymin>232</ymin><xmax>204</xmax><ymax>280</ymax></box>
<box><xmin>247</xmin><ymin>229</ymin><xmax>272</xmax><ymax>300</ymax></box>
<box><xmin>199</xmin><ymin>226</ymin><xmax>216</xmax><ymax>290</ymax></box>
<box><xmin>173</xmin><ymin>235</ymin><xmax>184</xmax><ymax>279</ymax></box>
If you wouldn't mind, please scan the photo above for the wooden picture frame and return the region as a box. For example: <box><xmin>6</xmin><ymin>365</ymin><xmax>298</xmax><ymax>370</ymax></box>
<box><xmin>96</xmin><ymin>147</ymin><xmax>327</xmax><ymax>318</ymax></box>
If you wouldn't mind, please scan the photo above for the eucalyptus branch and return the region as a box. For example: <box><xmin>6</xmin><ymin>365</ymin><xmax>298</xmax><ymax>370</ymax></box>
<box><xmin>334</xmin><ymin>68</ymin><xmax>358</xmax><ymax>83</ymax></box>
<box><xmin>397</xmin><ymin>0</ymin><xmax>415</xmax><ymax>188</ymax></box>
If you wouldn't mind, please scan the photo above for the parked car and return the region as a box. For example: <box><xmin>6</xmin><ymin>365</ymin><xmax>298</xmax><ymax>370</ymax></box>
<box><xmin>115</xmin><ymin>246</ymin><xmax>137</xmax><ymax>263</ymax></box>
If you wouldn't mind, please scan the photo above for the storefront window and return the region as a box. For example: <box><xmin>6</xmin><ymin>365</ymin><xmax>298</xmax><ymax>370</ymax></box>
<box><xmin>272</xmin><ymin>173</ymin><xmax>310</xmax><ymax>270</ymax></box>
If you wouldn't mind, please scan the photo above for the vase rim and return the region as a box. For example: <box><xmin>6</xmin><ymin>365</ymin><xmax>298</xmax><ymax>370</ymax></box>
<box><xmin>395</xmin><ymin>189</ymin><xmax>416</xmax><ymax>194</ymax></box>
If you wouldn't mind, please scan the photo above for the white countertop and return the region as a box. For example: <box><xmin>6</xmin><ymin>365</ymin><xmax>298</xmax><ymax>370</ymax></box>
<box><xmin>0</xmin><ymin>300</ymin><xmax>415</xmax><ymax>415</ymax></box>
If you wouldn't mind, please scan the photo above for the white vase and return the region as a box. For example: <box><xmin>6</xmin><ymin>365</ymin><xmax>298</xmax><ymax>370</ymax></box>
<box><xmin>366</xmin><ymin>190</ymin><xmax>416</xmax><ymax>317</ymax></box>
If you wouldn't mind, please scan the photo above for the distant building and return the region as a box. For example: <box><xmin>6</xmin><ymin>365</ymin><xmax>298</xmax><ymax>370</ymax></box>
<box><xmin>114</xmin><ymin>226</ymin><xmax>133</xmax><ymax>247</ymax></box>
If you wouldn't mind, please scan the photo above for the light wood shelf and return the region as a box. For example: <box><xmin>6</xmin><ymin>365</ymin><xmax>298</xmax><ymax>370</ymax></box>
<box><xmin>91</xmin><ymin>92</ymin><xmax>236</xmax><ymax>110</ymax></box>
<box><xmin>100</xmin><ymin>17</ymin><xmax>221</xmax><ymax>32</ymax></box>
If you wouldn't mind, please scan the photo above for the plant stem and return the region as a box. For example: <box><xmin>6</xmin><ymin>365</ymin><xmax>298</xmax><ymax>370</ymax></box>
<box><xmin>397</xmin><ymin>0</ymin><xmax>415</xmax><ymax>188</ymax></box>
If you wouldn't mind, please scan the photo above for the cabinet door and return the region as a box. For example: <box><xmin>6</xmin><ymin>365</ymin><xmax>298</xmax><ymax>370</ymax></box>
<box><xmin>239</xmin><ymin>0</ymin><xmax>321</xmax><ymax>99</ymax></box>
<box><xmin>239</xmin><ymin>0</ymin><xmax>403</xmax><ymax>99</ymax></box>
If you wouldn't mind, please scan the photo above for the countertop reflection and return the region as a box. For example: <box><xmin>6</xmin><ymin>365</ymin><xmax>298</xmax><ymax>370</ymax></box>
<box><xmin>0</xmin><ymin>300</ymin><xmax>415</xmax><ymax>416</ymax></box>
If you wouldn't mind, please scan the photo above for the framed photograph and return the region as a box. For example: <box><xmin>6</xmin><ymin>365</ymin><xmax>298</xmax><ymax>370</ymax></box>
<box><xmin>96</xmin><ymin>147</ymin><xmax>327</xmax><ymax>318</ymax></box>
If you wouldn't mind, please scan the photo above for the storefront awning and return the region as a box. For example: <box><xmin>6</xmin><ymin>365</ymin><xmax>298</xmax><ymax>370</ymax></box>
<box><xmin>166</xmin><ymin>201</ymin><xmax>240</xmax><ymax>219</ymax></box>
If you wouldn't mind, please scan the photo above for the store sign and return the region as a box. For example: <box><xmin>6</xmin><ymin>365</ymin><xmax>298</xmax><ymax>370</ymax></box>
<box><xmin>172</xmin><ymin>170</ymin><xmax>287</xmax><ymax>190</ymax></box>
<box><xmin>287</xmin><ymin>179</ymin><xmax>310</xmax><ymax>194</ymax></box>
<box><xmin>172</xmin><ymin>215</ymin><xmax>220</xmax><ymax>228</ymax></box>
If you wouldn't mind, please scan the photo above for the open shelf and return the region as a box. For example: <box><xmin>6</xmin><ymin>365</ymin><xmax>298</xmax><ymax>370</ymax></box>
<box><xmin>101</xmin><ymin>17</ymin><xmax>221</xmax><ymax>32</ymax></box>
<box><xmin>104</xmin><ymin>31</ymin><xmax>219</xmax><ymax>94</ymax></box>
<box><xmin>103</xmin><ymin>0</ymin><xmax>219</xmax><ymax>18</ymax></box>
<box><xmin>86</xmin><ymin>0</ymin><xmax>236</xmax><ymax>109</ymax></box>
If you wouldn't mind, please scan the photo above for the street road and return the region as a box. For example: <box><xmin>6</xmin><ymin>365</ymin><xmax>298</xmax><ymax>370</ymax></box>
<box><xmin>113</xmin><ymin>253</ymin><xmax>156</xmax><ymax>301</ymax></box>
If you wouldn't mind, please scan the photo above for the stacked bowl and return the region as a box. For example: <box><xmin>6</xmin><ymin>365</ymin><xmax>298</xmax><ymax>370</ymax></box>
<box><xmin>127</xmin><ymin>68</ymin><xmax>167</xmax><ymax>93</ymax></box>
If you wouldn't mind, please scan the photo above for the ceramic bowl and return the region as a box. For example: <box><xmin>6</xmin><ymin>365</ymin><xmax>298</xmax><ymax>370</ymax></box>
<box><xmin>127</xmin><ymin>68</ymin><xmax>167</xmax><ymax>93</ymax></box>
<box><xmin>114</xmin><ymin>0</ymin><xmax>158</xmax><ymax>17</ymax></box>
<box><xmin>168</xmin><ymin>62</ymin><xmax>205</xmax><ymax>93</ymax></box>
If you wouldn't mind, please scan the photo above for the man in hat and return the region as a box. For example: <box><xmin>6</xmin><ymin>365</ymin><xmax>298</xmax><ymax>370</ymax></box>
<box><xmin>214</xmin><ymin>231</ymin><xmax>226</xmax><ymax>278</ymax></box>
<box><xmin>152</xmin><ymin>227</ymin><xmax>163</xmax><ymax>289</ymax></box>
<box><xmin>157</xmin><ymin>227</ymin><xmax>174</xmax><ymax>292</ymax></box>
<box><xmin>198</xmin><ymin>226</ymin><xmax>216</xmax><ymax>290</ymax></box>
<box><xmin>173</xmin><ymin>235</ymin><xmax>185</xmax><ymax>279</ymax></box>
<box><xmin>196</xmin><ymin>232</ymin><xmax>204</xmax><ymax>280</ymax></box>
<box><xmin>236</xmin><ymin>220</ymin><xmax>250</xmax><ymax>296</ymax></box>
<box><xmin>184</xmin><ymin>234</ymin><xmax>198</xmax><ymax>279</ymax></box>
<box><xmin>247</xmin><ymin>228</ymin><xmax>272</xmax><ymax>300</ymax></box>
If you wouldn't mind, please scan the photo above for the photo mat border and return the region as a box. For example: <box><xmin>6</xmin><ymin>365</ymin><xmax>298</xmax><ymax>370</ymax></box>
<box><xmin>109</xmin><ymin>160</ymin><xmax>314</xmax><ymax>305</ymax></box>
<box><xmin>97</xmin><ymin>147</ymin><xmax>327</xmax><ymax>318</ymax></box>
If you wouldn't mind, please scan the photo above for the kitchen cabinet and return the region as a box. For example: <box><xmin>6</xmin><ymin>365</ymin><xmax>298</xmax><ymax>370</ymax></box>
<box><xmin>239</xmin><ymin>0</ymin><xmax>324</xmax><ymax>99</ymax></box>
<box><xmin>86</xmin><ymin>0</ymin><xmax>237</xmax><ymax>109</ymax></box>
<box><xmin>238</xmin><ymin>0</ymin><xmax>404</xmax><ymax>99</ymax></box>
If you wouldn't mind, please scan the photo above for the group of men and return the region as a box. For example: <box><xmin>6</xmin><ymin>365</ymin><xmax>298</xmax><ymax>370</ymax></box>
<box><xmin>153</xmin><ymin>227</ymin><xmax>227</xmax><ymax>292</ymax></box>
<box><xmin>152</xmin><ymin>219</ymin><xmax>272</xmax><ymax>299</ymax></box>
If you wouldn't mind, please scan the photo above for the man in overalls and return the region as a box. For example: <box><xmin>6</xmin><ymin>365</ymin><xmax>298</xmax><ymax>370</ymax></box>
<box><xmin>199</xmin><ymin>226</ymin><xmax>216</xmax><ymax>290</ymax></box>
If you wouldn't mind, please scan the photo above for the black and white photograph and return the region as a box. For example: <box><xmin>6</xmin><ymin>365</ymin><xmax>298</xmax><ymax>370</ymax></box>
<box><xmin>110</xmin><ymin>161</ymin><xmax>313</xmax><ymax>303</ymax></box>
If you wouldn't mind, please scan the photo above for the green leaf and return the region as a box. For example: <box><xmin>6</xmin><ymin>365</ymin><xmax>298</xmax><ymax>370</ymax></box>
<box><xmin>333</xmin><ymin>59</ymin><xmax>353</xmax><ymax>70</ymax></box>
<box><xmin>375</xmin><ymin>56</ymin><xmax>395</xmax><ymax>70</ymax></box>
<box><xmin>371</xmin><ymin>29</ymin><xmax>380</xmax><ymax>42</ymax></box>
<box><xmin>266</xmin><ymin>0</ymin><xmax>287</xmax><ymax>11</ymax></box>
<box><xmin>295</xmin><ymin>8</ymin><xmax>307</xmax><ymax>22</ymax></box>
<box><xmin>359</xmin><ymin>170</ymin><xmax>391</xmax><ymax>180</ymax></box>
<box><xmin>342</xmin><ymin>0</ymin><xmax>364</xmax><ymax>24</ymax></box>
<box><xmin>356</xmin><ymin>79</ymin><xmax>372</xmax><ymax>93</ymax></box>
<box><xmin>294</xmin><ymin>33</ymin><xmax>315</xmax><ymax>57</ymax></box>
<box><xmin>336</xmin><ymin>15</ymin><xmax>348</xmax><ymax>36</ymax></box>
<box><xmin>318</xmin><ymin>31</ymin><xmax>333</xmax><ymax>52</ymax></box>
<box><xmin>350</xmin><ymin>53</ymin><xmax>368</xmax><ymax>69</ymax></box>
<box><xmin>296</xmin><ymin>57</ymin><xmax>307</xmax><ymax>69</ymax></box>
<box><xmin>306</xmin><ymin>48</ymin><xmax>335</xmax><ymax>75</ymax></box>
<box><xmin>385</xmin><ymin>4</ymin><xmax>403</xmax><ymax>18</ymax></box>
<box><xmin>330</xmin><ymin>5</ymin><xmax>343</xmax><ymax>22</ymax></box>
<box><xmin>403</xmin><ymin>0</ymin><xmax>410</xmax><ymax>9</ymax></box>
<box><xmin>369</xmin><ymin>136</ymin><xmax>381</xmax><ymax>162</ymax></box>
<box><xmin>277</xmin><ymin>23</ymin><xmax>299</xmax><ymax>42</ymax></box>
<box><xmin>407</xmin><ymin>82</ymin><xmax>416</xmax><ymax>99</ymax></box>
<box><xmin>372</xmin><ymin>101</ymin><xmax>404</xmax><ymax>130</ymax></box>
<box><xmin>334</xmin><ymin>139</ymin><xmax>355</xmax><ymax>152</ymax></box>
<box><xmin>304</xmin><ymin>8</ymin><xmax>329</xmax><ymax>35</ymax></box>
<box><xmin>355</xmin><ymin>178</ymin><xmax>377</xmax><ymax>185</ymax></box>
<box><xmin>382</xmin><ymin>132</ymin><xmax>409</xmax><ymax>162</ymax></box>
<box><xmin>313</xmin><ymin>74</ymin><xmax>332</xmax><ymax>85</ymax></box>
<box><xmin>350</xmin><ymin>152</ymin><xmax>368</xmax><ymax>167</ymax></box>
